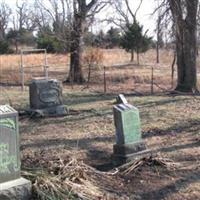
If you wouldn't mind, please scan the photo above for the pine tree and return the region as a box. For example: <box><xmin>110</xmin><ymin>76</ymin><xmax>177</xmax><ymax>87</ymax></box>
<box><xmin>121</xmin><ymin>21</ymin><xmax>152</xmax><ymax>64</ymax></box>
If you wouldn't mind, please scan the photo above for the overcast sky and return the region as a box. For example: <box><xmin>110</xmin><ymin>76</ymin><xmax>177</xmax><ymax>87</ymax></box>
<box><xmin>6</xmin><ymin>0</ymin><xmax>157</xmax><ymax>37</ymax></box>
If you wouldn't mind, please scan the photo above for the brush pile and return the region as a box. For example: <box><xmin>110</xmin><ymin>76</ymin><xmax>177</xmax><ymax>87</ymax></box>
<box><xmin>22</xmin><ymin>155</ymin><xmax>178</xmax><ymax>199</ymax></box>
<box><xmin>22</xmin><ymin>158</ymin><xmax>122</xmax><ymax>200</ymax></box>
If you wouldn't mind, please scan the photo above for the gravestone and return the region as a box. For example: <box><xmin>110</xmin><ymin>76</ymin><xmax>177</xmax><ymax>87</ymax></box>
<box><xmin>0</xmin><ymin>105</ymin><xmax>31</xmax><ymax>199</ymax></box>
<box><xmin>116</xmin><ymin>94</ymin><xmax>128</xmax><ymax>104</ymax></box>
<box><xmin>29</xmin><ymin>78</ymin><xmax>67</xmax><ymax>116</ymax></box>
<box><xmin>113</xmin><ymin>96</ymin><xmax>148</xmax><ymax>164</ymax></box>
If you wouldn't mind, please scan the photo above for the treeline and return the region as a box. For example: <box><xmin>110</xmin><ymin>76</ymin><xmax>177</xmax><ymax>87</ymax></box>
<box><xmin>1</xmin><ymin>24</ymin><xmax>153</xmax><ymax>55</ymax></box>
<box><xmin>0</xmin><ymin>1</ymin><xmax>153</xmax><ymax>55</ymax></box>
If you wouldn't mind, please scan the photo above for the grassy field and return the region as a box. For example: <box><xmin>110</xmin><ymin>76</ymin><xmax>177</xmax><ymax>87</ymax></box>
<box><xmin>1</xmin><ymin>49</ymin><xmax>200</xmax><ymax>199</ymax></box>
<box><xmin>0</xmin><ymin>49</ymin><xmax>177</xmax><ymax>94</ymax></box>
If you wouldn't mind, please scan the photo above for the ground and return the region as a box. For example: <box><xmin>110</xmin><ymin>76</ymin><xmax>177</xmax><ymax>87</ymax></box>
<box><xmin>1</xmin><ymin>86</ymin><xmax>200</xmax><ymax>199</ymax></box>
<box><xmin>1</xmin><ymin>49</ymin><xmax>200</xmax><ymax>199</ymax></box>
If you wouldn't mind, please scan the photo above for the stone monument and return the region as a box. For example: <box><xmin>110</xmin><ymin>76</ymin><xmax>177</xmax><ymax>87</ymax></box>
<box><xmin>0</xmin><ymin>105</ymin><xmax>31</xmax><ymax>199</ymax></box>
<box><xmin>116</xmin><ymin>94</ymin><xmax>128</xmax><ymax>104</ymax></box>
<box><xmin>29</xmin><ymin>78</ymin><xmax>67</xmax><ymax>116</ymax></box>
<box><xmin>113</xmin><ymin>95</ymin><xmax>148</xmax><ymax>164</ymax></box>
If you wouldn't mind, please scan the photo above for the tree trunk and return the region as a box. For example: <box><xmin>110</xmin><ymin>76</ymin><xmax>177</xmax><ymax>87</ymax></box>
<box><xmin>130</xmin><ymin>49</ymin><xmax>134</xmax><ymax>62</ymax></box>
<box><xmin>15</xmin><ymin>40</ymin><xmax>18</xmax><ymax>54</ymax></box>
<box><xmin>171</xmin><ymin>51</ymin><xmax>176</xmax><ymax>88</ymax></box>
<box><xmin>169</xmin><ymin>0</ymin><xmax>198</xmax><ymax>92</ymax></box>
<box><xmin>175</xmin><ymin>18</ymin><xmax>197</xmax><ymax>92</ymax></box>
<box><xmin>156</xmin><ymin>40</ymin><xmax>159</xmax><ymax>64</ymax></box>
<box><xmin>137</xmin><ymin>49</ymin><xmax>140</xmax><ymax>65</ymax></box>
<box><xmin>67</xmin><ymin>14</ymin><xmax>85</xmax><ymax>83</ymax></box>
<box><xmin>66</xmin><ymin>0</ymin><xmax>99</xmax><ymax>84</ymax></box>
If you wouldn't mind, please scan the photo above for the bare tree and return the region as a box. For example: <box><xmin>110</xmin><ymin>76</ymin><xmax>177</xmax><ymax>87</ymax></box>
<box><xmin>168</xmin><ymin>0</ymin><xmax>199</xmax><ymax>92</ymax></box>
<box><xmin>15</xmin><ymin>0</ymin><xmax>37</xmax><ymax>31</ymax></box>
<box><xmin>108</xmin><ymin>0</ymin><xmax>141</xmax><ymax>28</ymax></box>
<box><xmin>153</xmin><ymin>0</ymin><xmax>199</xmax><ymax>92</ymax></box>
<box><xmin>153</xmin><ymin>0</ymin><xmax>170</xmax><ymax>64</ymax></box>
<box><xmin>156</xmin><ymin>10</ymin><xmax>162</xmax><ymax>63</ymax></box>
<box><xmin>0</xmin><ymin>2</ymin><xmax>11</xmax><ymax>41</ymax></box>
<box><xmin>66</xmin><ymin>0</ymin><xmax>108</xmax><ymax>83</ymax></box>
<box><xmin>34</xmin><ymin>0</ymin><xmax>108</xmax><ymax>83</ymax></box>
<box><xmin>34</xmin><ymin>0</ymin><xmax>69</xmax><ymax>40</ymax></box>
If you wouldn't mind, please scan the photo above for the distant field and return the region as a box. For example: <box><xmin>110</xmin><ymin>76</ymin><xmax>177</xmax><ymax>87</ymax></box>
<box><xmin>1</xmin><ymin>48</ymin><xmax>200</xmax><ymax>93</ymax></box>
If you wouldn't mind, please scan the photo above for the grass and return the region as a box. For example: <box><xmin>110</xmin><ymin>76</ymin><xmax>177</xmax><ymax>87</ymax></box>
<box><xmin>0</xmin><ymin>88</ymin><xmax>197</xmax><ymax>199</ymax></box>
<box><xmin>0</xmin><ymin>49</ymin><xmax>175</xmax><ymax>92</ymax></box>
<box><xmin>1</xmin><ymin>48</ymin><xmax>200</xmax><ymax>199</ymax></box>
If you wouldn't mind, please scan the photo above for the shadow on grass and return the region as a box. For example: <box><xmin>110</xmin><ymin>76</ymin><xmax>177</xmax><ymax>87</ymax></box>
<box><xmin>136</xmin><ymin>97</ymin><xmax>189</xmax><ymax>108</ymax></box>
<box><xmin>27</xmin><ymin>109</ymin><xmax>113</xmax><ymax>127</ymax></box>
<box><xmin>140</xmin><ymin>169</ymin><xmax>200</xmax><ymax>200</ymax></box>
<box><xmin>63</xmin><ymin>93</ymin><xmax>116</xmax><ymax>106</ymax></box>
<box><xmin>143</xmin><ymin>118</ymin><xmax>200</xmax><ymax>138</ymax></box>
<box><xmin>151</xmin><ymin>140</ymin><xmax>200</xmax><ymax>155</ymax></box>
<box><xmin>21</xmin><ymin>135</ymin><xmax>114</xmax><ymax>150</ymax></box>
<box><xmin>21</xmin><ymin>135</ymin><xmax>115</xmax><ymax>170</ymax></box>
<box><xmin>63</xmin><ymin>92</ymin><xmax>190</xmax><ymax>111</ymax></box>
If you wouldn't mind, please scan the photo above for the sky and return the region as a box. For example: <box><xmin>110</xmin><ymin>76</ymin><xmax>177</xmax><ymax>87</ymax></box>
<box><xmin>6</xmin><ymin>0</ymin><xmax>157</xmax><ymax>37</ymax></box>
<box><xmin>134</xmin><ymin>0</ymin><xmax>156</xmax><ymax>36</ymax></box>
<box><xmin>91</xmin><ymin>0</ymin><xmax>157</xmax><ymax>37</ymax></box>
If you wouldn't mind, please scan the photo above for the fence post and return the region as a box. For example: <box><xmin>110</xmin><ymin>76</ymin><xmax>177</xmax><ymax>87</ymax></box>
<box><xmin>20</xmin><ymin>50</ymin><xmax>24</xmax><ymax>91</ymax></box>
<box><xmin>171</xmin><ymin>52</ymin><xmax>176</xmax><ymax>88</ymax></box>
<box><xmin>104</xmin><ymin>66</ymin><xmax>107</xmax><ymax>94</ymax></box>
<box><xmin>151</xmin><ymin>67</ymin><xmax>154</xmax><ymax>94</ymax></box>
<box><xmin>44</xmin><ymin>49</ymin><xmax>48</xmax><ymax>79</ymax></box>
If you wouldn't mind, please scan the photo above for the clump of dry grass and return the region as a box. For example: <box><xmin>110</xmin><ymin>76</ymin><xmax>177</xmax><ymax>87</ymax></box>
<box><xmin>119</xmin><ymin>155</ymin><xmax>179</xmax><ymax>175</ymax></box>
<box><xmin>22</xmin><ymin>158</ymin><xmax>117</xmax><ymax>200</ymax></box>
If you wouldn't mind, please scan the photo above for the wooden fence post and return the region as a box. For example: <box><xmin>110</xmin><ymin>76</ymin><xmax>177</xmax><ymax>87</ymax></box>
<box><xmin>44</xmin><ymin>49</ymin><xmax>48</xmax><ymax>79</ymax></box>
<box><xmin>151</xmin><ymin>67</ymin><xmax>154</xmax><ymax>94</ymax></box>
<box><xmin>20</xmin><ymin>50</ymin><xmax>24</xmax><ymax>91</ymax></box>
<box><xmin>104</xmin><ymin>66</ymin><xmax>107</xmax><ymax>94</ymax></box>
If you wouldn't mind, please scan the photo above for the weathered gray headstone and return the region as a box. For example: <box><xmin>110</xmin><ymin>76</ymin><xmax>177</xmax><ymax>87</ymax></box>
<box><xmin>0</xmin><ymin>105</ymin><xmax>31</xmax><ymax>199</ymax></box>
<box><xmin>29</xmin><ymin>78</ymin><xmax>67</xmax><ymax>116</ymax></box>
<box><xmin>116</xmin><ymin>94</ymin><xmax>128</xmax><ymax>104</ymax></box>
<box><xmin>113</xmin><ymin>98</ymin><xmax>149</xmax><ymax>164</ymax></box>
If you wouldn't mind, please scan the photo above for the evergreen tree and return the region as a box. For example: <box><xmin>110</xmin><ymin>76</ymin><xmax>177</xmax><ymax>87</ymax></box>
<box><xmin>37</xmin><ymin>26</ymin><xmax>66</xmax><ymax>53</ymax></box>
<box><xmin>106</xmin><ymin>27</ymin><xmax>121</xmax><ymax>48</ymax></box>
<box><xmin>121</xmin><ymin>21</ymin><xmax>152</xmax><ymax>63</ymax></box>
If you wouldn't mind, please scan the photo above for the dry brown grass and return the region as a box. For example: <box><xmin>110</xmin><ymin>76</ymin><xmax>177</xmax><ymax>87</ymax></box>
<box><xmin>1</xmin><ymin>48</ymin><xmax>200</xmax><ymax>93</ymax></box>
<box><xmin>0</xmin><ymin>48</ymin><xmax>172</xmax><ymax>72</ymax></box>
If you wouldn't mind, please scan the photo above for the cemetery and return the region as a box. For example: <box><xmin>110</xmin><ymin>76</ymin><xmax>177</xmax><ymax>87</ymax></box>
<box><xmin>1</xmin><ymin>83</ymin><xmax>200</xmax><ymax>199</ymax></box>
<box><xmin>0</xmin><ymin>0</ymin><xmax>200</xmax><ymax>199</ymax></box>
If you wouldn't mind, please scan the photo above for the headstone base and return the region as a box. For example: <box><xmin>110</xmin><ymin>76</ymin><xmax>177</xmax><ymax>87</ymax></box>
<box><xmin>0</xmin><ymin>178</ymin><xmax>32</xmax><ymax>200</ymax></box>
<box><xmin>113</xmin><ymin>141</ymin><xmax>151</xmax><ymax>165</ymax></box>
<box><xmin>29</xmin><ymin>105</ymin><xmax>67</xmax><ymax>117</ymax></box>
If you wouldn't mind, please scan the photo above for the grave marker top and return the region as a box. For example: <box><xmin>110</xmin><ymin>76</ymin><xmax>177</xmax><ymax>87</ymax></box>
<box><xmin>116</xmin><ymin>94</ymin><xmax>128</xmax><ymax>104</ymax></box>
<box><xmin>0</xmin><ymin>105</ymin><xmax>17</xmax><ymax>117</ymax></box>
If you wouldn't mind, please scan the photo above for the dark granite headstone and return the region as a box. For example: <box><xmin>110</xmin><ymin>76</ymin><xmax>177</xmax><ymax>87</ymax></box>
<box><xmin>29</xmin><ymin>78</ymin><xmax>66</xmax><ymax>116</ymax></box>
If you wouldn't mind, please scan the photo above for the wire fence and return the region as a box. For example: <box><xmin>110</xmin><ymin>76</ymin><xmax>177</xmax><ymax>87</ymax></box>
<box><xmin>0</xmin><ymin>49</ymin><xmax>179</xmax><ymax>94</ymax></box>
<box><xmin>0</xmin><ymin>59</ymin><xmax>176</xmax><ymax>94</ymax></box>
<box><xmin>84</xmin><ymin>64</ymin><xmax>176</xmax><ymax>94</ymax></box>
